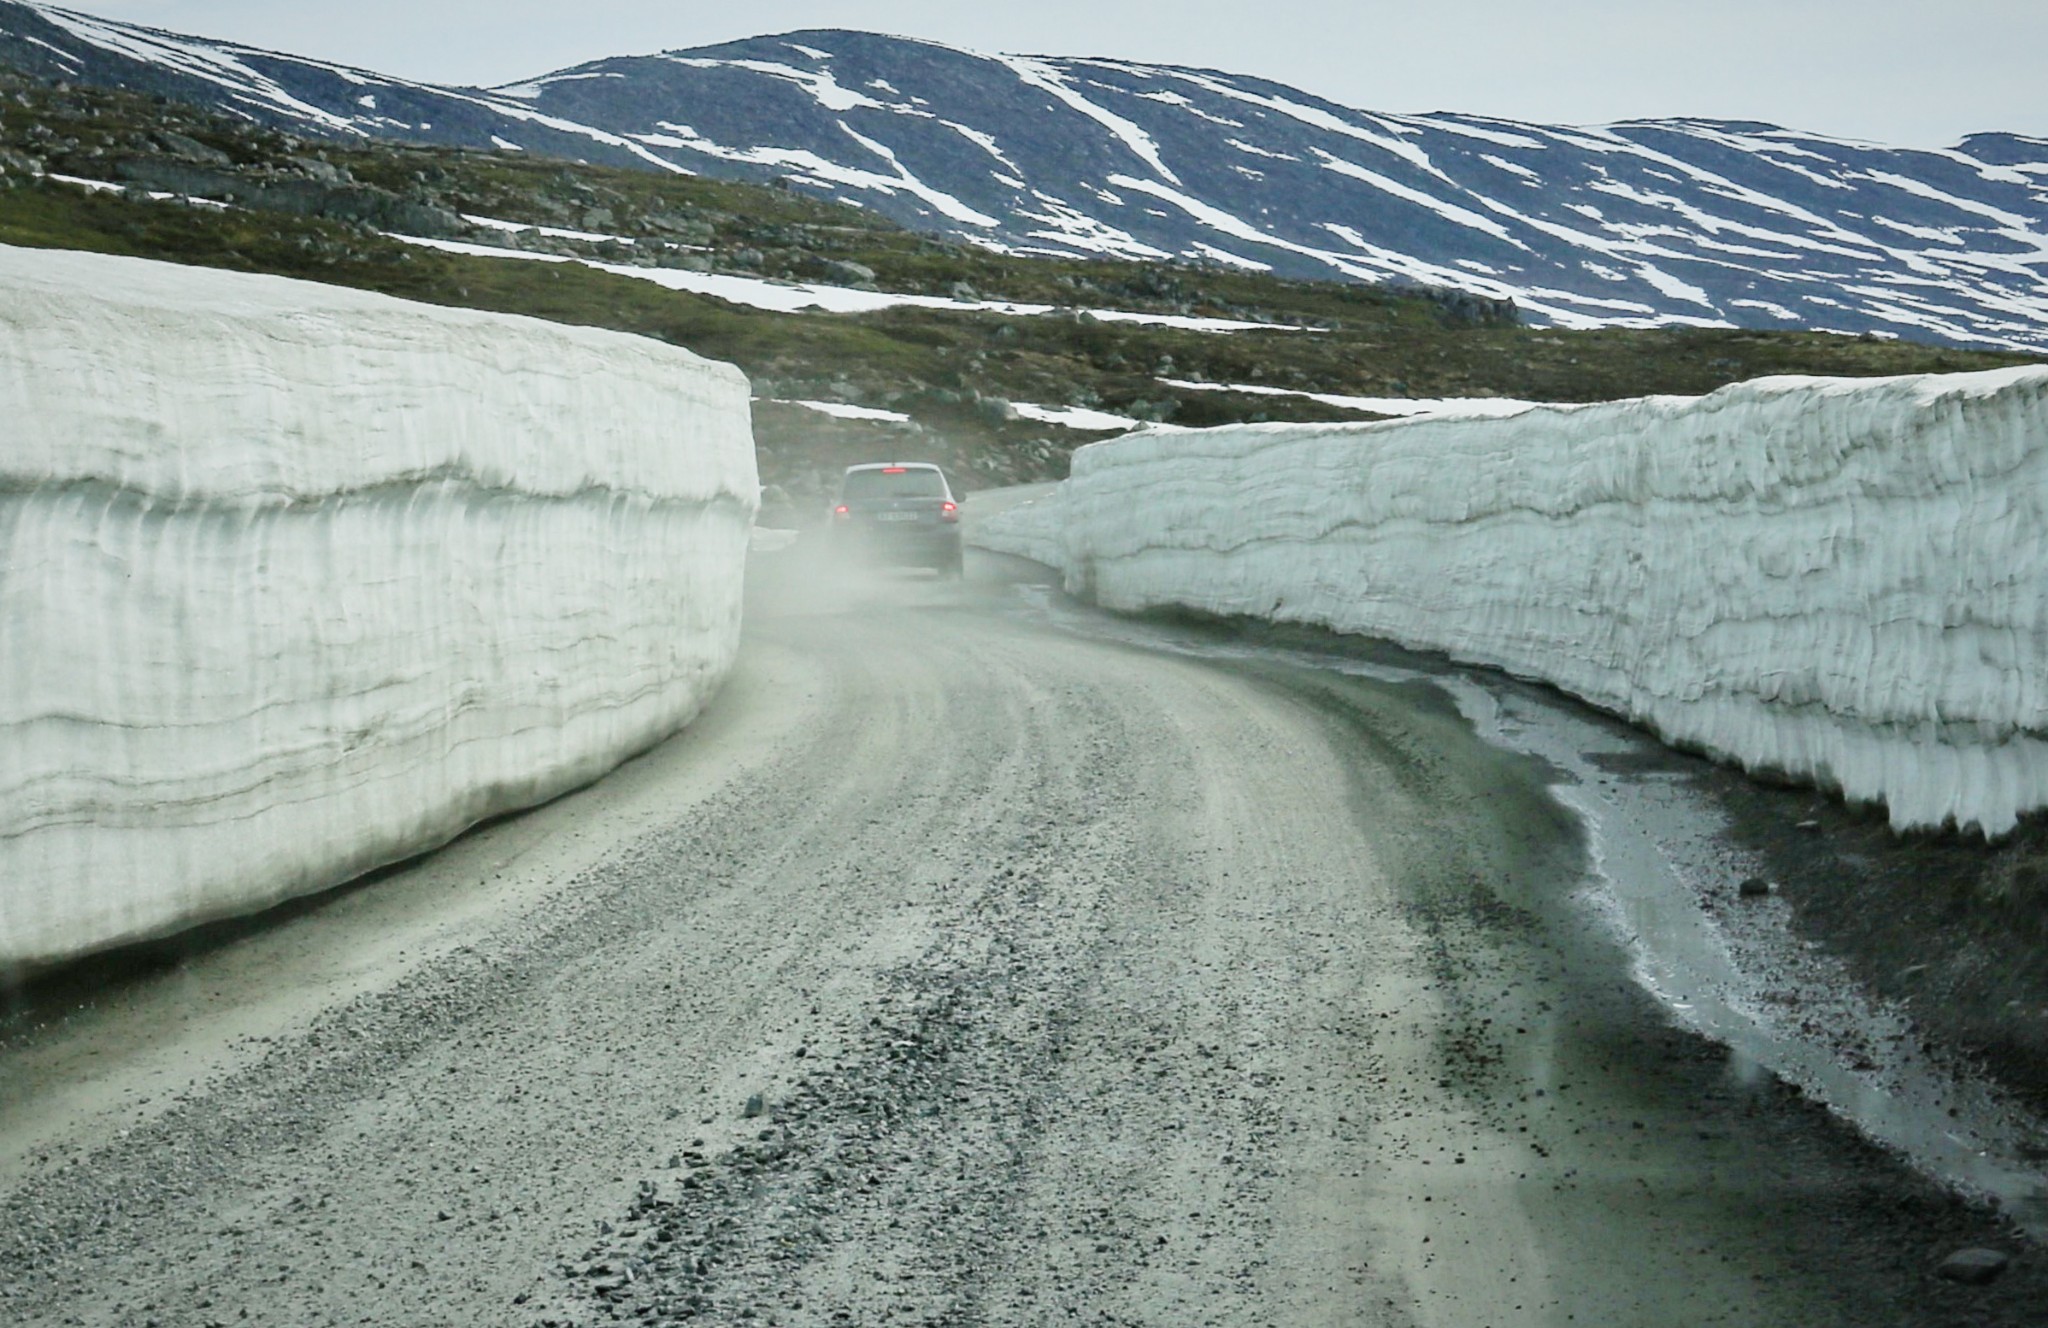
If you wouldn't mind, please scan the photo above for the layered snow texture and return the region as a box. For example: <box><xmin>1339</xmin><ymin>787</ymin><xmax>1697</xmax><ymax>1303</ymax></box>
<box><xmin>0</xmin><ymin>245</ymin><xmax>757</xmax><ymax>968</ymax></box>
<box><xmin>976</xmin><ymin>368</ymin><xmax>2048</xmax><ymax>835</ymax></box>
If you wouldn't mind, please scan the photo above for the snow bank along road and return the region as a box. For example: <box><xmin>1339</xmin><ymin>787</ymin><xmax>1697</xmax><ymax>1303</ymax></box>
<box><xmin>0</xmin><ymin>245</ymin><xmax>756</xmax><ymax>971</ymax></box>
<box><xmin>0</xmin><ymin>547</ymin><xmax>2037</xmax><ymax>1327</ymax></box>
<box><xmin>978</xmin><ymin>368</ymin><xmax>2048</xmax><ymax>838</ymax></box>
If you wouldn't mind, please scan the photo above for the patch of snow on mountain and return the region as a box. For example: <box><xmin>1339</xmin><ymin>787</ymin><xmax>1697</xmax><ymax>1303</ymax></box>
<box><xmin>634</xmin><ymin>119</ymin><xmax>991</xmax><ymax>222</ymax></box>
<box><xmin>1630</xmin><ymin>262</ymin><xmax>1721</xmax><ymax>310</ymax></box>
<box><xmin>992</xmin><ymin>53</ymin><xmax>1182</xmax><ymax>186</ymax></box>
<box><xmin>386</xmin><ymin>233</ymin><xmax>1295</xmax><ymax>332</ymax></box>
<box><xmin>1403</xmin><ymin>115</ymin><xmax>1548</xmax><ymax>151</ymax></box>
<box><xmin>13</xmin><ymin>9</ymin><xmax>2048</xmax><ymax>350</ymax></box>
<box><xmin>1159</xmin><ymin>67</ymin><xmax>1447</xmax><ymax>181</ymax></box>
<box><xmin>1863</xmin><ymin>169</ymin><xmax>2037</xmax><ymax>232</ymax></box>
<box><xmin>779</xmin><ymin>400</ymin><xmax>914</xmax><ymax>423</ymax></box>
<box><xmin>1159</xmin><ymin>379</ymin><xmax>1546</xmax><ymax>418</ymax></box>
<box><xmin>14</xmin><ymin>32</ymin><xmax>81</xmax><ymax>66</ymax></box>
<box><xmin>836</xmin><ymin>122</ymin><xmax>1000</xmax><ymax>226</ymax></box>
<box><xmin>1016</xmin><ymin>191</ymin><xmax>1173</xmax><ymax>260</ymax></box>
<box><xmin>462</xmin><ymin>214</ymin><xmax>637</xmax><ymax>244</ymax></box>
<box><xmin>1479</xmin><ymin>153</ymin><xmax>1544</xmax><ymax>183</ymax></box>
<box><xmin>1187</xmin><ymin>242</ymin><xmax>1272</xmax><ymax>271</ymax></box>
<box><xmin>443</xmin><ymin>87</ymin><xmax>696</xmax><ymax>174</ymax></box>
<box><xmin>1730</xmin><ymin>297</ymin><xmax>1803</xmax><ymax>320</ymax></box>
<box><xmin>1010</xmin><ymin>403</ymin><xmax>1142</xmax><ymax>431</ymax></box>
<box><xmin>1131</xmin><ymin>86</ymin><xmax>1242</xmax><ymax>128</ymax></box>
<box><xmin>36</xmin><ymin>5</ymin><xmax>362</xmax><ymax>132</ymax></box>
<box><xmin>664</xmin><ymin>55</ymin><xmax>886</xmax><ymax>114</ymax></box>
<box><xmin>945</xmin><ymin>121</ymin><xmax>1020</xmax><ymax>172</ymax></box>
<box><xmin>1311</xmin><ymin>150</ymin><xmax>1525</xmax><ymax>245</ymax></box>
<box><xmin>1228</xmin><ymin>138</ymin><xmax>1301</xmax><ymax>162</ymax></box>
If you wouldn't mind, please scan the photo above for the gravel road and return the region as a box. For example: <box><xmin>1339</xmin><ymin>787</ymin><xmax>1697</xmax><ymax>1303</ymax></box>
<box><xmin>0</xmin><ymin>542</ymin><xmax>2038</xmax><ymax>1327</ymax></box>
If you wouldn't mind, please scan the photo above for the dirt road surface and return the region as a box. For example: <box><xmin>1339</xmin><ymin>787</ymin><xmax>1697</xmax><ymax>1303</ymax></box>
<box><xmin>0</xmin><ymin>538</ymin><xmax>2038</xmax><ymax>1327</ymax></box>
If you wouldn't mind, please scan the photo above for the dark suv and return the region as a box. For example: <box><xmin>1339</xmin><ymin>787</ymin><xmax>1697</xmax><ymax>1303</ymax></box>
<box><xmin>828</xmin><ymin>463</ymin><xmax>965</xmax><ymax>576</ymax></box>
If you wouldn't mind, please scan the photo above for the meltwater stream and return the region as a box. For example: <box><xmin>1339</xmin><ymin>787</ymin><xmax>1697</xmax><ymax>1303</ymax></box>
<box><xmin>1012</xmin><ymin>584</ymin><xmax>2048</xmax><ymax>1236</ymax></box>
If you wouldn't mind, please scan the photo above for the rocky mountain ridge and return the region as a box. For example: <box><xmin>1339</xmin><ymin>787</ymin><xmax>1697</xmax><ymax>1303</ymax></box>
<box><xmin>4</xmin><ymin>3</ymin><xmax>2047</xmax><ymax>350</ymax></box>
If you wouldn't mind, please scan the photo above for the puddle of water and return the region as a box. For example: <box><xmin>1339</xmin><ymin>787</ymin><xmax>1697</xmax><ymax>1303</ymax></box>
<box><xmin>1012</xmin><ymin>587</ymin><xmax>2048</xmax><ymax>1234</ymax></box>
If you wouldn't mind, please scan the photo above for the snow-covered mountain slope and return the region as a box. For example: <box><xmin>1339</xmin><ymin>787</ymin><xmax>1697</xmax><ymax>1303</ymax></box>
<box><xmin>6</xmin><ymin>7</ymin><xmax>2048</xmax><ymax>351</ymax></box>
<box><xmin>0</xmin><ymin>244</ymin><xmax>756</xmax><ymax>969</ymax></box>
<box><xmin>975</xmin><ymin>368</ymin><xmax>2048</xmax><ymax>837</ymax></box>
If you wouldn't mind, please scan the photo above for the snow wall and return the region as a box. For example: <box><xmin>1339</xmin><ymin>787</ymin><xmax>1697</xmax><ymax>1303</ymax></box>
<box><xmin>975</xmin><ymin>367</ymin><xmax>2048</xmax><ymax>836</ymax></box>
<box><xmin>1</xmin><ymin>245</ymin><xmax>757</xmax><ymax>970</ymax></box>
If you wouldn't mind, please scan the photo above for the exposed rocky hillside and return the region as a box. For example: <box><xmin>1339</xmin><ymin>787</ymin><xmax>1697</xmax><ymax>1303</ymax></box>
<box><xmin>4</xmin><ymin>3</ymin><xmax>2048</xmax><ymax>350</ymax></box>
<box><xmin>2</xmin><ymin>68</ymin><xmax>2035</xmax><ymax>513</ymax></box>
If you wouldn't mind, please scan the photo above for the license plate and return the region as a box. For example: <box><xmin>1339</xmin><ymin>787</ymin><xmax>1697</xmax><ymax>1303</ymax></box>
<box><xmin>875</xmin><ymin>511</ymin><xmax>921</xmax><ymax>522</ymax></box>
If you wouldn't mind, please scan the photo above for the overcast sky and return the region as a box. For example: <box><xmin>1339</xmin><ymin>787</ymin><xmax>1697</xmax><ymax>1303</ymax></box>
<box><xmin>57</xmin><ymin>1</ymin><xmax>2048</xmax><ymax>147</ymax></box>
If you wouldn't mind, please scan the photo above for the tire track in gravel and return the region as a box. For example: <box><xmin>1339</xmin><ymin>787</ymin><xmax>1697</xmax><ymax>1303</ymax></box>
<box><xmin>549</xmin><ymin>628</ymin><xmax>1163</xmax><ymax>1326</ymax></box>
<box><xmin>4</xmin><ymin>558</ymin><xmax>2041</xmax><ymax>1328</ymax></box>
<box><xmin>0</xmin><ymin>588</ymin><xmax>1222</xmax><ymax>1327</ymax></box>
<box><xmin>543</xmin><ymin>615</ymin><xmax>1621</xmax><ymax>1328</ymax></box>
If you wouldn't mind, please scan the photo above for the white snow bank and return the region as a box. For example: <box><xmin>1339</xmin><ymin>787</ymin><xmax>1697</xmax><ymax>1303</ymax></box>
<box><xmin>0</xmin><ymin>245</ymin><xmax>757</xmax><ymax>969</ymax></box>
<box><xmin>1158</xmin><ymin>377</ymin><xmax>1549</xmax><ymax>419</ymax></box>
<box><xmin>976</xmin><ymin>367</ymin><xmax>2048</xmax><ymax>835</ymax></box>
<box><xmin>386</xmin><ymin>232</ymin><xmax>1303</xmax><ymax>333</ymax></box>
<box><xmin>1010</xmin><ymin>402</ymin><xmax>1143</xmax><ymax>431</ymax></box>
<box><xmin>462</xmin><ymin>212</ymin><xmax>648</xmax><ymax>246</ymax></box>
<box><xmin>774</xmin><ymin>399</ymin><xmax>915</xmax><ymax>424</ymax></box>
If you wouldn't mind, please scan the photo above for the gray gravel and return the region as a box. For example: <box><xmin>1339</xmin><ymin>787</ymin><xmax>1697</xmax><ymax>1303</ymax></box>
<box><xmin>0</xmin><ymin>549</ymin><xmax>2038</xmax><ymax>1326</ymax></box>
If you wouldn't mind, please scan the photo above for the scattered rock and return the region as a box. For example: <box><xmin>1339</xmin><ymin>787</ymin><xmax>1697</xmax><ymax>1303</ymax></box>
<box><xmin>1935</xmin><ymin>1247</ymin><xmax>2010</xmax><ymax>1285</ymax></box>
<box><xmin>288</xmin><ymin>154</ymin><xmax>350</xmax><ymax>185</ymax></box>
<box><xmin>822</xmin><ymin>259</ymin><xmax>876</xmax><ymax>286</ymax></box>
<box><xmin>153</xmin><ymin>129</ymin><xmax>231</xmax><ymax>166</ymax></box>
<box><xmin>742</xmin><ymin>1092</ymin><xmax>766</xmax><ymax>1119</ymax></box>
<box><xmin>1738</xmin><ymin>876</ymin><xmax>1773</xmax><ymax>899</ymax></box>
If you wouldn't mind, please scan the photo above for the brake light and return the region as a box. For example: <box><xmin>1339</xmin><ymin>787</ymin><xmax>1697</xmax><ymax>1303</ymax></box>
<box><xmin>882</xmin><ymin>467</ymin><xmax>908</xmax><ymax>474</ymax></box>
<box><xmin>940</xmin><ymin>501</ymin><xmax>959</xmax><ymax>523</ymax></box>
<box><xmin>833</xmin><ymin>504</ymin><xmax>850</xmax><ymax>519</ymax></box>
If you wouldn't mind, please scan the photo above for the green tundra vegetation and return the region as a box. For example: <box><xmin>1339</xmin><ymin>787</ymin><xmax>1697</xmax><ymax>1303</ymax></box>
<box><xmin>2</xmin><ymin>70</ymin><xmax>2036</xmax><ymax>503</ymax></box>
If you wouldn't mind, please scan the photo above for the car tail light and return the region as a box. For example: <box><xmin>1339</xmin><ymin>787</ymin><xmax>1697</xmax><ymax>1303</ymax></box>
<box><xmin>882</xmin><ymin>467</ymin><xmax>908</xmax><ymax>474</ymax></box>
<box><xmin>940</xmin><ymin>501</ymin><xmax>959</xmax><ymax>523</ymax></box>
<box><xmin>833</xmin><ymin>504</ymin><xmax>850</xmax><ymax>520</ymax></box>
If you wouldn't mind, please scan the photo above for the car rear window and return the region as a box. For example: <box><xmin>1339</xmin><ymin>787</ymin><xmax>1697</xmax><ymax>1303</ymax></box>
<box><xmin>841</xmin><ymin>468</ymin><xmax>946</xmax><ymax>501</ymax></box>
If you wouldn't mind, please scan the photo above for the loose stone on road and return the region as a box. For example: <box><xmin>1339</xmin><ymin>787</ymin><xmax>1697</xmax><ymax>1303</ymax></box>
<box><xmin>0</xmin><ymin>548</ymin><xmax>2038</xmax><ymax>1326</ymax></box>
